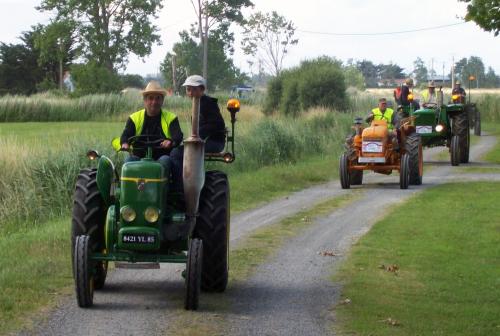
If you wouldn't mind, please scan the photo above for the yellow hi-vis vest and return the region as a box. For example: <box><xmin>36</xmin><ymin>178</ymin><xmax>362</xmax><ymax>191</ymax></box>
<box><xmin>371</xmin><ymin>107</ymin><xmax>394</xmax><ymax>130</ymax></box>
<box><xmin>129</xmin><ymin>109</ymin><xmax>177</xmax><ymax>138</ymax></box>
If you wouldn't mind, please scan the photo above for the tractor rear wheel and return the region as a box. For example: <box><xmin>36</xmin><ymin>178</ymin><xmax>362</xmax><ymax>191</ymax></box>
<box><xmin>339</xmin><ymin>154</ymin><xmax>351</xmax><ymax>189</ymax></box>
<box><xmin>194</xmin><ymin>171</ymin><xmax>229</xmax><ymax>292</ymax></box>
<box><xmin>185</xmin><ymin>238</ymin><xmax>203</xmax><ymax>310</ymax></box>
<box><xmin>474</xmin><ymin>107</ymin><xmax>481</xmax><ymax>136</ymax></box>
<box><xmin>450</xmin><ymin>135</ymin><xmax>460</xmax><ymax>166</ymax></box>
<box><xmin>74</xmin><ymin>235</ymin><xmax>94</xmax><ymax>308</ymax></box>
<box><xmin>71</xmin><ymin>168</ymin><xmax>107</xmax><ymax>289</ymax></box>
<box><xmin>399</xmin><ymin>154</ymin><xmax>410</xmax><ymax>189</ymax></box>
<box><xmin>405</xmin><ymin>134</ymin><xmax>423</xmax><ymax>185</ymax></box>
<box><xmin>452</xmin><ymin>112</ymin><xmax>469</xmax><ymax>164</ymax></box>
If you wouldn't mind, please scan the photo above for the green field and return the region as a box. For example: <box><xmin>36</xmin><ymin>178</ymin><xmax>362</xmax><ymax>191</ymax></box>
<box><xmin>335</xmin><ymin>182</ymin><xmax>500</xmax><ymax>336</ymax></box>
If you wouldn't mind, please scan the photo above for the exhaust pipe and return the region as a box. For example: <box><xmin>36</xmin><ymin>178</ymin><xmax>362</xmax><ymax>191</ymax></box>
<box><xmin>183</xmin><ymin>96</ymin><xmax>205</xmax><ymax>233</ymax></box>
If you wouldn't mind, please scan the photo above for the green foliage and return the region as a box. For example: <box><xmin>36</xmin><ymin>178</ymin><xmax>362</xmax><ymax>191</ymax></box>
<box><xmin>120</xmin><ymin>74</ymin><xmax>145</xmax><ymax>89</ymax></box>
<box><xmin>38</xmin><ymin>0</ymin><xmax>163</xmax><ymax>70</ymax></box>
<box><xmin>71</xmin><ymin>62</ymin><xmax>122</xmax><ymax>95</ymax></box>
<box><xmin>0</xmin><ymin>29</ymin><xmax>44</xmax><ymax>95</ymax></box>
<box><xmin>161</xmin><ymin>29</ymin><xmax>247</xmax><ymax>92</ymax></box>
<box><xmin>343</xmin><ymin>65</ymin><xmax>365</xmax><ymax>90</ymax></box>
<box><xmin>413</xmin><ymin>57</ymin><xmax>428</xmax><ymax>86</ymax></box>
<box><xmin>264</xmin><ymin>56</ymin><xmax>348</xmax><ymax>116</ymax></box>
<box><xmin>459</xmin><ymin>0</ymin><xmax>500</xmax><ymax>36</ymax></box>
<box><xmin>241</xmin><ymin>11</ymin><xmax>298</xmax><ymax>76</ymax></box>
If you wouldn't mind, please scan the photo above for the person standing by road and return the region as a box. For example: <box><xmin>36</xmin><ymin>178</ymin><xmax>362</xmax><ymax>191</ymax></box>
<box><xmin>119</xmin><ymin>81</ymin><xmax>183</xmax><ymax>170</ymax></box>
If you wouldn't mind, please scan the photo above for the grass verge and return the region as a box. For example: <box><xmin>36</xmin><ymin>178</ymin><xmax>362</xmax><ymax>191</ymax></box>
<box><xmin>167</xmin><ymin>192</ymin><xmax>362</xmax><ymax>336</ymax></box>
<box><xmin>334</xmin><ymin>182</ymin><xmax>500</xmax><ymax>336</ymax></box>
<box><xmin>482</xmin><ymin>123</ymin><xmax>500</xmax><ymax>163</ymax></box>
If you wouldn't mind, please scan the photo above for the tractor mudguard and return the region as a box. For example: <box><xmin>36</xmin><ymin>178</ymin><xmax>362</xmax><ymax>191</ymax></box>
<box><xmin>96</xmin><ymin>155</ymin><xmax>115</xmax><ymax>206</ymax></box>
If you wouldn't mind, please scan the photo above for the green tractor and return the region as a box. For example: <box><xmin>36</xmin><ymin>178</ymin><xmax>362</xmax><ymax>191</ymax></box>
<box><xmin>404</xmin><ymin>84</ymin><xmax>478</xmax><ymax>166</ymax></box>
<box><xmin>71</xmin><ymin>98</ymin><xmax>241</xmax><ymax>310</ymax></box>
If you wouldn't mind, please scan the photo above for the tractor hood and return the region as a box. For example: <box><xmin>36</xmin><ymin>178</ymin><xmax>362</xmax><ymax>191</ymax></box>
<box><xmin>362</xmin><ymin>120</ymin><xmax>388</xmax><ymax>140</ymax></box>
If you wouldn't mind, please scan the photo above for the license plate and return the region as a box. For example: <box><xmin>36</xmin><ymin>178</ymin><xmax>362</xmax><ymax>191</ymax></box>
<box><xmin>362</xmin><ymin>141</ymin><xmax>383</xmax><ymax>153</ymax></box>
<box><xmin>416</xmin><ymin>126</ymin><xmax>432</xmax><ymax>134</ymax></box>
<box><xmin>122</xmin><ymin>234</ymin><xmax>156</xmax><ymax>244</ymax></box>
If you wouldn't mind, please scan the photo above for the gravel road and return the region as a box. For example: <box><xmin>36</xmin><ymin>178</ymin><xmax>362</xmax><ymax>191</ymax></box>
<box><xmin>22</xmin><ymin>133</ymin><xmax>497</xmax><ymax>336</ymax></box>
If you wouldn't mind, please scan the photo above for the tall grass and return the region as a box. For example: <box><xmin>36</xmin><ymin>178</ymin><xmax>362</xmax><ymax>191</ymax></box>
<box><xmin>0</xmin><ymin>91</ymin><xmax>265</xmax><ymax>122</ymax></box>
<box><xmin>0</xmin><ymin>111</ymin><xmax>352</xmax><ymax>234</ymax></box>
<box><xmin>476</xmin><ymin>94</ymin><xmax>500</xmax><ymax>122</ymax></box>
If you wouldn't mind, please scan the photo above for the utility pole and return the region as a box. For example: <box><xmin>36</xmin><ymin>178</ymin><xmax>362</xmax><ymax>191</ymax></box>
<box><xmin>171</xmin><ymin>53</ymin><xmax>177</xmax><ymax>95</ymax></box>
<box><xmin>451</xmin><ymin>56</ymin><xmax>455</xmax><ymax>88</ymax></box>
<box><xmin>58</xmin><ymin>38</ymin><xmax>63</xmax><ymax>90</ymax></box>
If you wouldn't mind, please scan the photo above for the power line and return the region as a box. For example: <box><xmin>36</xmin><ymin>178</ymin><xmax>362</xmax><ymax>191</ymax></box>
<box><xmin>297</xmin><ymin>22</ymin><xmax>467</xmax><ymax>36</ymax></box>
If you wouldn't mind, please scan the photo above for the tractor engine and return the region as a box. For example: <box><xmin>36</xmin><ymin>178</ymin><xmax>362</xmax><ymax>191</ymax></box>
<box><xmin>359</xmin><ymin>120</ymin><xmax>389</xmax><ymax>163</ymax></box>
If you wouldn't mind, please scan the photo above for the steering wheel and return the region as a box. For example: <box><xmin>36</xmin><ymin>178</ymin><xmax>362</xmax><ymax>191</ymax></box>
<box><xmin>422</xmin><ymin>103</ymin><xmax>438</xmax><ymax>109</ymax></box>
<box><xmin>127</xmin><ymin>135</ymin><xmax>170</xmax><ymax>150</ymax></box>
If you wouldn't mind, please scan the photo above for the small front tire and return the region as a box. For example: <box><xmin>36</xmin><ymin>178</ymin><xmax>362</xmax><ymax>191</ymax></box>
<box><xmin>339</xmin><ymin>154</ymin><xmax>351</xmax><ymax>189</ymax></box>
<box><xmin>400</xmin><ymin>154</ymin><xmax>410</xmax><ymax>189</ymax></box>
<box><xmin>185</xmin><ymin>238</ymin><xmax>203</xmax><ymax>311</ymax></box>
<box><xmin>74</xmin><ymin>235</ymin><xmax>94</xmax><ymax>308</ymax></box>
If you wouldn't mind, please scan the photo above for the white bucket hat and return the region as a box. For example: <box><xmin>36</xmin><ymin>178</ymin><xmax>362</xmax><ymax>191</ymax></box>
<box><xmin>182</xmin><ymin>75</ymin><xmax>206</xmax><ymax>87</ymax></box>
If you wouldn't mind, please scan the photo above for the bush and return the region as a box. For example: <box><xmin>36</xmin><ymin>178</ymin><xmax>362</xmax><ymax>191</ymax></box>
<box><xmin>264</xmin><ymin>56</ymin><xmax>348</xmax><ymax>116</ymax></box>
<box><xmin>71</xmin><ymin>62</ymin><xmax>122</xmax><ymax>96</ymax></box>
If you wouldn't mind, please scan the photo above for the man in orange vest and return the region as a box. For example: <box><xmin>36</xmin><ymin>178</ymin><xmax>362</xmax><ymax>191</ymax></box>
<box><xmin>120</xmin><ymin>81</ymin><xmax>183</xmax><ymax>169</ymax></box>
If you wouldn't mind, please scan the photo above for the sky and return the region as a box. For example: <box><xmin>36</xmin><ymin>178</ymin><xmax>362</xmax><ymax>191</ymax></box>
<box><xmin>1</xmin><ymin>0</ymin><xmax>499</xmax><ymax>77</ymax></box>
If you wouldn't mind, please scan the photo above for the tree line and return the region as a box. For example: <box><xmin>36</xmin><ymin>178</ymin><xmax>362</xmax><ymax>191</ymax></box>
<box><xmin>0</xmin><ymin>0</ymin><xmax>498</xmax><ymax>96</ymax></box>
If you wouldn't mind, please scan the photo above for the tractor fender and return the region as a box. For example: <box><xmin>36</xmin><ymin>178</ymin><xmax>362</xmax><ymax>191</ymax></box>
<box><xmin>105</xmin><ymin>205</ymin><xmax>117</xmax><ymax>251</ymax></box>
<box><xmin>96</xmin><ymin>155</ymin><xmax>115</xmax><ymax>206</ymax></box>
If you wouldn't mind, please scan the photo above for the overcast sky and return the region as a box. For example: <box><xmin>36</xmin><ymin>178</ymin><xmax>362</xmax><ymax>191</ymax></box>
<box><xmin>1</xmin><ymin>0</ymin><xmax>499</xmax><ymax>76</ymax></box>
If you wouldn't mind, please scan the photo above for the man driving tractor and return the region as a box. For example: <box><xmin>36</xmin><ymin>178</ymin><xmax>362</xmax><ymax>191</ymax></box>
<box><xmin>120</xmin><ymin>81</ymin><xmax>183</xmax><ymax>170</ymax></box>
<box><xmin>367</xmin><ymin>97</ymin><xmax>399</xmax><ymax>150</ymax></box>
<box><xmin>421</xmin><ymin>81</ymin><xmax>437</xmax><ymax>106</ymax></box>
<box><xmin>452</xmin><ymin>80</ymin><xmax>466</xmax><ymax>103</ymax></box>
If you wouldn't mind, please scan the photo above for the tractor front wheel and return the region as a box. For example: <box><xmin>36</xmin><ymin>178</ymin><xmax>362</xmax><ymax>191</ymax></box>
<box><xmin>450</xmin><ymin>135</ymin><xmax>460</xmax><ymax>166</ymax></box>
<box><xmin>185</xmin><ymin>238</ymin><xmax>203</xmax><ymax>311</ymax></box>
<box><xmin>453</xmin><ymin>112</ymin><xmax>469</xmax><ymax>164</ymax></box>
<box><xmin>71</xmin><ymin>168</ymin><xmax>107</xmax><ymax>289</ymax></box>
<box><xmin>405</xmin><ymin>134</ymin><xmax>423</xmax><ymax>185</ymax></box>
<box><xmin>74</xmin><ymin>235</ymin><xmax>94</xmax><ymax>308</ymax></box>
<box><xmin>339</xmin><ymin>154</ymin><xmax>351</xmax><ymax>189</ymax></box>
<box><xmin>400</xmin><ymin>154</ymin><xmax>410</xmax><ymax>189</ymax></box>
<box><xmin>350</xmin><ymin>168</ymin><xmax>363</xmax><ymax>185</ymax></box>
<box><xmin>194</xmin><ymin>171</ymin><xmax>229</xmax><ymax>292</ymax></box>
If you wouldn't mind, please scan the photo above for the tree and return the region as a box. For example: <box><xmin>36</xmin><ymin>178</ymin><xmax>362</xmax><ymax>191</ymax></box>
<box><xmin>34</xmin><ymin>20</ymin><xmax>80</xmax><ymax>89</ymax></box>
<box><xmin>0</xmin><ymin>29</ymin><xmax>44</xmax><ymax>95</ymax></box>
<box><xmin>241</xmin><ymin>11</ymin><xmax>298</xmax><ymax>76</ymax></box>
<box><xmin>189</xmin><ymin>0</ymin><xmax>253</xmax><ymax>82</ymax></box>
<box><xmin>413</xmin><ymin>57</ymin><xmax>428</xmax><ymax>86</ymax></box>
<box><xmin>343</xmin><ymin>65</ymin><xmax>365</xmax><ymax>90</ymax></box>
<box><xmin>454</xmin><ymin>56</ymin><xmax>486</xmax><ymax>86</ymax></box>
<box><xmin>120</xmin><ymin>74</ymin><xmax>145</xmax><ymax>89</ymax></box>
<box><xmin>459</xmin><ymin>0</ymin><xmax>500</xmax><ymax>36</ymax></box>
<box><xmin>38</xmin><ymin>0</ymin><xmax>163</xmax><ymax>71</ymax></box>
<box><xmin>484</xmin><ymin>67</ymin><xmax>500</xmax><ymax>87</ymax></box>
<box><xmin>378</xmin><ymin>63</ymin><xmax>405</xmax><ymax>81</ymax></box>
<box><xmin>161</xmin><ymin>28</ymin><xmax>247</xmax><ymax>92</ymax></box>
<box><xmin>356</xmin><ymin>60</ymin><xmax>379</xmax><ymax>87</ymax></box>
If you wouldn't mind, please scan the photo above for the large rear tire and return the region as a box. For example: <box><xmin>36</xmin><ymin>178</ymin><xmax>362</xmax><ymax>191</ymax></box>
<box><xmin>399</xmin><ymin>154</ymin><xmax>410</xmax><ymax>189</ymax></box>
<box><xmin>474</xmin><ymin>108</ymin><xmax>481</xmax><ymax>136</ymax></box>
<box><xmin>405</xmin><ymin>134</ymin><xmax>423</xmax><ymax>185</ymax></box>
<box><xmin>453</xmin><ymin>112</ymin><xmax>469</xmax><ymax>164</ymax></box>
<box><xmin>71</xmin><ymin>169</ymin><xmax>107</xmax><ymax>289</ymax></box>
<box><xmin>185</xmin><ymin>238</ymin><xmax>203</xmax><ymax>311</ymax></box>
<box><xmin>194</xmin><ymin>171</ymin><xmax>229</xmax><ymax>292</ymax></box>
<box><xmin>339</xmin><ymin>154</ymin><xmax>351</xmax><ymax>189</ymax></box>
<box><xmin>450</xmin><ymin>135</ymin><xmax>460</xmax><ymax>166</ymax></box>
<box><xmin>74</xmin><ymin>235</ymin><xmax>94</xmax><ymax>308</ymax></box>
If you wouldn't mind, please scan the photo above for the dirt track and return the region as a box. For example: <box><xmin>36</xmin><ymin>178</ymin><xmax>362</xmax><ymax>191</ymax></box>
<box><xmin>22</xmin><ymin>133</ymin><xmax>498</xmax><ymax>336</ymax></box>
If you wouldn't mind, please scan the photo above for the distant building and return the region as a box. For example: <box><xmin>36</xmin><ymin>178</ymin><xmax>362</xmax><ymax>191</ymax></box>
<box><xmin>377</xmin><ymin>78</ymin><xmax>406</xmax><ymax>87</ymax></box>
<box><xmin>427</xmin><ymin>75</ymin><xmax>450</xmax><ymax>86</ymax></box>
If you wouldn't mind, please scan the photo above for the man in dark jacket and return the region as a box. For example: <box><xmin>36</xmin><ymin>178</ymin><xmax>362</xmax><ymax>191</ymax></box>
<box><xmin>120</xmin><ymin>81</ymin><xmax>183</xmax><ymax>170</ymax></box>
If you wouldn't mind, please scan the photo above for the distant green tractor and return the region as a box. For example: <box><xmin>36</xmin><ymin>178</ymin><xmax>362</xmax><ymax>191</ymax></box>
<box><xmin>404</xmin><ymin>85</ymin><xmax>479</xmax><ymax>166</ymax></box>
<box><xmin>71</xmin><ymin>98</ymin><xmax>241</xmax><ymax>310</ymax></box>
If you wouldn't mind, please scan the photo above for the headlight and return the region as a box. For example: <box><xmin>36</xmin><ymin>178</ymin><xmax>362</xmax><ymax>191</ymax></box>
<box><xmin>144</xmin><ymin>207</ymin><xmax>159</xmax><ymax>223</ymax></box>
<box><xmin>452</xmin><ymin>94</ymin><xmax>459</xmax><ymax>101</ymax></box>
<box><xmin>435</xmin><ymin>124</ymin><xmax>444</xmax><ymax>132</ymax></box>
<box><xmin>121</xmin><ymin>206</ymin><xmax>136</xmax><ymax>222</ymax></box>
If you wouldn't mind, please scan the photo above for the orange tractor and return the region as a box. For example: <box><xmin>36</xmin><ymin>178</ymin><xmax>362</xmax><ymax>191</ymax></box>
<box><xmin>339</xmin><ymin>116</ymin><xmax>423</xmax><ymax>189</ymax></box>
